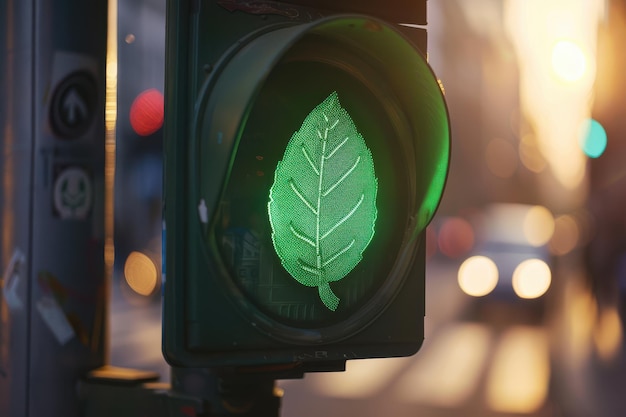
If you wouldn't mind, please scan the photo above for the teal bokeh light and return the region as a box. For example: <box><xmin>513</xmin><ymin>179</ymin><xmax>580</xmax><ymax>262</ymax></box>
<box><xmin>579</xmin><ymin>119</ymin><xmax>607</xmax><ymax>158</ymax></box>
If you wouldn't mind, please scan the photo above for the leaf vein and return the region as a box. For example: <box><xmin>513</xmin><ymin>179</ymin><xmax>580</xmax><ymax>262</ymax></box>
<box><xmin>322</xmin><ymin>155</ymin><xmax>361</xmax><ymax>197</ymax></box>
<box><xmin>325</xmin><ymin>136</ymin><xmax>349</xmax><ymax>160</ymax></box>
<box><xmin>296</xmin><ymin>259</ymin><xmax>321</xmax><ymax>278</ymax></box>
<box><xmin>290</xmin><ymin>223</ymin><xmax>315</xmax><ymax>247</ymax></box>
<box><xmin>323</xmin><ymin>239</ymin><xmax>356</xmax><ymax>268</ymax></box>
<box><xmin>289</xmin><ymin>179</ymin><xmax>317</xmax><ymax>215</ymax></box>
<box><xmin>321</xmin><ymin>193</ymin><xmax>365</xmax><ymax>241</ymax></box>
<box><xmin>301</xmin><ymin>146</ymin><xmax>319</xmax><ymax>176</ymax></box>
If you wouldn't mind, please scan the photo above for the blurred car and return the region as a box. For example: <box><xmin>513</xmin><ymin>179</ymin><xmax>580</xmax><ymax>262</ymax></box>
<box><xmin>456</xmin><ymin>203</ymin><xmax>554</xmax><ymax>326</ymax></box>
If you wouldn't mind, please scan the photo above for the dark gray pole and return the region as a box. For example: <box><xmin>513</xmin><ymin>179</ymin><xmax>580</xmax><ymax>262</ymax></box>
<box><xmin>0</xmin><ymin>1</ymin><xmax>108</xmax><ymax>416</ymax></box>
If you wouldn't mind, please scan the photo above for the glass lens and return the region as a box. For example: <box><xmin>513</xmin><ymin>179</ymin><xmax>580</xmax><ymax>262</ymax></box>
<box><xmin>213</xmin><ymin>57</ymin><xmax>410</xmax><ymax>328</ymax></box>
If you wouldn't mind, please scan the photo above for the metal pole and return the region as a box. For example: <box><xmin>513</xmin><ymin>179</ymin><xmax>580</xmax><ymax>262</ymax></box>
<box><xmin>0</xmin><ymin>0</ymin><xmax>108</xmax><ymax>416</ymax></box>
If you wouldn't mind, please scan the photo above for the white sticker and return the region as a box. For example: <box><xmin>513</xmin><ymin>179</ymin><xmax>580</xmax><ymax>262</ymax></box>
<box><xmin>53</xmin><ymin>167</ymin><xmax>93</xmax><ymax>219</ymax></box>
<box><xmin>198</xmin><ymin>199</ymin><xmax>208</xmax><ymax>224</ymax></box>
<box><xmin>2</xmin><ymin>249</ymin><xmax>26</xmax><ymax>311</ymax></box>
<box><xmin>36</xmin><ymin>295</ymin><xmax>75</xmax><ymax>346</ymax></box>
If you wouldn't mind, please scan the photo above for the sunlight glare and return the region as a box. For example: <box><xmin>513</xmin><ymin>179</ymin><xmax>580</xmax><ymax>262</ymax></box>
<box><xmin>505</xmin><ymin>0</ymin><xmax>604</xmax><ymax>197</ymax></box>
<box><xmin>105</xmin><ymin>0</ymin><xmax>118</xmax><ymax>276</ymax></box>
<box><xmin>552</xmin><ymin>40</ymin><xmax>588</xmax><ymax>82</ymax></box>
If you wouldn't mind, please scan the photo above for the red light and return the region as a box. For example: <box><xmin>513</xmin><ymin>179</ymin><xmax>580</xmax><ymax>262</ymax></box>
<box><xmin>130</xmin><ymin>89</ymin><xmax>164</xmax><ymax>136</ymax></box>
<box><xmin>438</xmin><ymin>217</ymin><xmax>475</xmax><ymax>259</ymax></box>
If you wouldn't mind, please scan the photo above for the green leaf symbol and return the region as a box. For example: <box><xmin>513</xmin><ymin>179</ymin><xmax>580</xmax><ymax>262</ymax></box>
<box><xmin>268</xmin><ymin>92</ymin><xmax>378</xmax><ymax>311</ymax></box>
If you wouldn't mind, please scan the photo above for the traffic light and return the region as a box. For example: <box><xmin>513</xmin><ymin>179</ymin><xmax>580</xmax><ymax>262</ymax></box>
<box><xmin>163</xmin><ymin>0</ymin><xmax>450</xmax><ymax>370</ymax></box>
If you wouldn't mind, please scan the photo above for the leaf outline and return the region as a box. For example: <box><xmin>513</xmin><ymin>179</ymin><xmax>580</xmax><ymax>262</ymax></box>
<box><xmin>268</xmin><ymin>92</ymin><xmax>378</xmax><ymax>311</ymax></box>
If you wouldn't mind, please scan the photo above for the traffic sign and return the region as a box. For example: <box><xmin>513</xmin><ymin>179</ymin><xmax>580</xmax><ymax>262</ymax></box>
<box><xmin>50</xmin><ymin>71</ymin><xmax>97</xmax><ymax>139</ymax></box>
<box><xmin>53</xmin><ymin>166</ymin><xmax>93</xmax><ymax>219</ymax></box>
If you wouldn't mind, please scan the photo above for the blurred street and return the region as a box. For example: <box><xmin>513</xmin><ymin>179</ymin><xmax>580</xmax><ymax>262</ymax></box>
<box><xmin>3</xmin><ymin>0</ymin><xmax>626</xmax><ymax>416</ymax></box>
<box><xmin>110</xmin><ymin>254</ymin><xmax>626</xmax><ymax>417</ymax></box>
<box><xmin>108</xmin><ymin>0</ymin><xmax>626</xmax><ymax>416</ymax></box>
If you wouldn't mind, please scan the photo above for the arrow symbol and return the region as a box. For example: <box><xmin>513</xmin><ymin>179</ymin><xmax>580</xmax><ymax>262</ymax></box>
<box><xmin>62</xmin><ymin>88</ymin><xmax>88</xmax><ymax>126</ymax></box>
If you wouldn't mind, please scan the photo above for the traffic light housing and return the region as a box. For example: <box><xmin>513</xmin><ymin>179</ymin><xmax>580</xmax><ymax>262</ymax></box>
<box><xmin>163</xmin><ymin>0</ymin><xmax>450</xmax><ymax>370</ymax></box>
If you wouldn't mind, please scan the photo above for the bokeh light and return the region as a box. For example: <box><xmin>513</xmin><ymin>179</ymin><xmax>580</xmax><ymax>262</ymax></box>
<box><xmin>551</xmin><ymin>40</ymin><xmax>588</xmax><ymax>82</ymax></box>
<box><xmin>438</xmin><ymin>217</ymin><xmax>475</xmax><ymax>258</ymax></box>
<box><xmin>578</xmin><ymin>118</ymin><xmax>607</xmax><ymax>158</ymax></box>
<box><xmin>518</xmin><ymin>133</ymin><xmax>547</xmax><ymax>173</ymax></box>
<box><xmin>506</xmin><ymin>0</ymin><xmax>602</xmax><ymax>193</ymax></box>
<box><xmin>512</xmin><ymin>259</ymin><xmax>551</xmax><ymax>299</ymax></box>
<box><xmin>593</xmin><ymin>307</ymin><xmax>623</xmax><ymax>362</ymax></box>
<box><xmin>396</xmin><ymin>323</ymin><xmax>493</xmax><ymax>407</ymax></box>
<box><xmin>124</xmin><ymin>251</ymin><xmax>158</xmax><ymax>296</ymax></box>
<box><xmin>549</xmin><ymin>214</ymin><xmax>580</xmax><ymax>255</ymax></box>
<box><xmin>523</xmin><ymin>205</ymin><xmax>555</xmax><ymax>247</ymax></box>
<box><xmin>130</xmin><ymin>88</ymin><xmax>164</xmax><ymax>136</ymax></box>
<box><xmin>458</xmin><ymin>256</ymin><xmax>499</xmax><ymax>297</ymax></box>
<box><xmin>486</xmin><ymin>326</ymin><xmax>550</xmax><ymax>413</ymax></box>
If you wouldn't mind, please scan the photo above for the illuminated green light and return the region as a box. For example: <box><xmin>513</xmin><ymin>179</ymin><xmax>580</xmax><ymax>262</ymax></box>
<box><xmin>268</xmin><ymin>92</ymin><xmax>378</xmax><ymax>311</ymax></box>
<box><xmin>579</xmin><ymin>118</ymin><xmax>607</xmax><ymax>158</ymax></box>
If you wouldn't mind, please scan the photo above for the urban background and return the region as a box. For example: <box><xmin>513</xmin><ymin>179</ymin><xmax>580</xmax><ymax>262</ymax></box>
<box><xmin>110</xmin><ymin>1</ymin><xmax>626</xmax><ymax>416</ymax></box>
